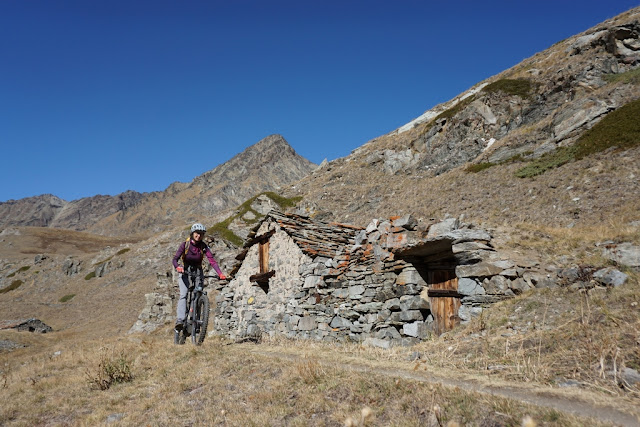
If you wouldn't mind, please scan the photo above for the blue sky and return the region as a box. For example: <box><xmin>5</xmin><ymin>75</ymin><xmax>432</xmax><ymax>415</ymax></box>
<box><xmin>1</xmin><ymin>1</ymin><xmax>638</xmax><ymax>202</ymax></box>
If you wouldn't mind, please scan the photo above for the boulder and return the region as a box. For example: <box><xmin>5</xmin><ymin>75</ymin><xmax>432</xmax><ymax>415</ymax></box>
<box><xmin>593</xmin><ymin>267</ymin><xmax>628</xmax><ymax>287</ymax></box>
<box><xmin>393</xmin><ymin>214</ymin><xmax>418</xmax><ymax>231</ymax></box>
<box><xmin>456</xmin><ymin>262</ymin><xmax>504</xmax><ymax>278</ymax></box>
<box><xmin>457</xmin><ymin>278</ymin><xmax>485</xmax><ymax>296</ymax></box>
<box><xmin>403</xmin><ymin>321</ymin><xmax>429</xmax><ymax>338</ymax></box>
<box><xmin>603</xmin><ymin>243</ymin><xmax>640</xmax><ymax>269</ymax></box>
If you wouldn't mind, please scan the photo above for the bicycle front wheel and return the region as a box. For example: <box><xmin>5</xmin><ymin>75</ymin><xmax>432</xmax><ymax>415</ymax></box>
<box><xmin>192</xmin><ymin>295</ymin><xmax>210</xmax><ymax>345</ymax></box>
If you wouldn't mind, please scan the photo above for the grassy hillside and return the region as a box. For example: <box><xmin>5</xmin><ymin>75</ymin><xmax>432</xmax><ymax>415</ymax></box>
<box><xmin>1</xmin><ymin>328</ymin><xmax>635</xmax><ymax>426</ymax></box>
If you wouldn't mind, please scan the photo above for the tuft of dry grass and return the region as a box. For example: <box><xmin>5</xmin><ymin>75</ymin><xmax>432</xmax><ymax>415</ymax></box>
<box><xmin>86</xmin><ymin>348</ymin><xmax>134</xmax><ymax>390</ymax></box>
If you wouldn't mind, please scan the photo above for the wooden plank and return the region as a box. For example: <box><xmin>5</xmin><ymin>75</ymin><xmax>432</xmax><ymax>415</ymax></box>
<box><xmin>427</xmin><ymin>289</ymin><xmax>462</xmax><ymax>298</ymax></box>
<box><xmin>428</xmin><ymin>270</ymin><xmax>459</xmax><ymax>335</ymax></box>
<box><xmin>259</xmin><ymin>240</ymin><xmax>269</xmax><ymax>274</ymax></box>
<box><xmin>246</xmin><ymin>228</ymin><xmax>276</xmax><ymax>247</ymax></box>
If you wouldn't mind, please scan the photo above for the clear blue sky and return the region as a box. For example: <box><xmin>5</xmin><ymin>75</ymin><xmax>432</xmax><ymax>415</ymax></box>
<box><xmin>1</xmin><ymin>1</ymin><xmax>638</xmax><ymax>202</ymax></box>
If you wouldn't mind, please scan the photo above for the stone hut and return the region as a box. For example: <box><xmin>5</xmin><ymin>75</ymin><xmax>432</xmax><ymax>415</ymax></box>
<box><xmin>213</xmin><ymin>211</ymin><xmax>536</xmax><ymax>347</ymax></box>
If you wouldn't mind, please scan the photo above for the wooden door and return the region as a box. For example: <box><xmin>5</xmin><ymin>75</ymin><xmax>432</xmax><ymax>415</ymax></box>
<box><xmin>427</xmin><ymin>270</ymin><xmax>460</xmax><ymax>335</ymax></box>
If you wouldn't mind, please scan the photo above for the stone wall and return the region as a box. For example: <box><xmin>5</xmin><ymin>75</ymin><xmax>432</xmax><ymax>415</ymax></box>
<box><xmin>214</xmin><ymin>221</ymin><xmax>311</xmax><ymax>339</ymax></box>
<box><xmin>212</xmin><ymin>213</ymin><xmax>545</xmax><ymax>347</ymax></box>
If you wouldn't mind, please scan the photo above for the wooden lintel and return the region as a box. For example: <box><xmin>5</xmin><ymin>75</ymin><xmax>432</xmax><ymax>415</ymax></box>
<box><xmin>427</xmin><ymin>289</ymin><xmax>463</xmax><ymax>298</ymax></box>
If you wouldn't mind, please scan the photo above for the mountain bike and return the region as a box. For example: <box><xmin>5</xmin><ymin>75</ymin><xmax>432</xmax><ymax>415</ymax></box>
<box><xmin>174</xmin><ymin>269</ymin><xmax>216</xmax><ymax>346</ymax></box>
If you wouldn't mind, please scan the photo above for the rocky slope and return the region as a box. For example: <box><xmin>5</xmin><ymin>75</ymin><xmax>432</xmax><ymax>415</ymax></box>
<box><xmin>283</xmin><ymin>7</ymin><xmax>640</xmax><ymax>235</ymax></box>
<box><xmin>0</xmin><ymin>134</ymin><xmax>316</xmax><ymax>236</ymax></box>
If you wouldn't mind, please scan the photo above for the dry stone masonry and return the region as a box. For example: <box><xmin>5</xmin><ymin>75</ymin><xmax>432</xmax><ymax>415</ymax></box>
<box><xmin>213</xmin><ymin>211</ymin><xmax>544</xmax><ymax>347</ymax></box>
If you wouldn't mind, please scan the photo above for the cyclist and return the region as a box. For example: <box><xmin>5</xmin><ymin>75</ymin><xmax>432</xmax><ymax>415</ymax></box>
<box><xmin>172</xmin><ymin>223</ymin><xmax>226</xmax><ymax>332</ymax></box>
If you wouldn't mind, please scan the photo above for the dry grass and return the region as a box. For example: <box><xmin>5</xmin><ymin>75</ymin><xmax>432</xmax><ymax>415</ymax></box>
<box><xmin>0</xmin><ymin>329</ymin><xmax>618</xmax><ymax>426</ymax></box>
<box><xmin>408</xmin><ymin>277</ymin><xmax>640</xmax><ymax>400</ymax></box>
<box><xmin>501</xmin><ymin>219</ymin><xmax>640</xmax><ymax>267</ymax></box>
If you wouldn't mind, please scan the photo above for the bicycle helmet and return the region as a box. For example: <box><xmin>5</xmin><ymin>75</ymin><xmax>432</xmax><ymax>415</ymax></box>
<box><xmin>190</xmin><ymin>223</ymin><xmax>206</xmax><ymax>234</ymax></box>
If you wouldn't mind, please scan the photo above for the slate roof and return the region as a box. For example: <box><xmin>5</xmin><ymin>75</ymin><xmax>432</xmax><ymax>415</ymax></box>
<box><xmin>264</xmin><ymin>210</ymin><xmax>361</xmax><ymax>258</ymax></box>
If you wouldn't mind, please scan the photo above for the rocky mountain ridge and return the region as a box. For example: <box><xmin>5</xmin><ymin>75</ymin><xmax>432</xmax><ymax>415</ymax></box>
<box><xmin>0</xmin><ymin>134</ymin><xmax>316</xmax><ymax>236</ymax></box>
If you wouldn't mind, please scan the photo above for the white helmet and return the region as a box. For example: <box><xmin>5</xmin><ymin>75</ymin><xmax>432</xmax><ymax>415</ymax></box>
<box><xmin>190</xmin><ymin>223</ymin><xmax>206</xmax><ymax>234</ymax></box>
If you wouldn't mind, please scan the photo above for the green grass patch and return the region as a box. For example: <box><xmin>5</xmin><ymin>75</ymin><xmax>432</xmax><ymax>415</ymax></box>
<box><xmin>516</xmin><ymin>98</ymin><xmax>640</xmax><ymax>178</ymax></box>
<box><xmin>210</xmin><ymin>219</ymin><xmax>244</xmax><ymax>247</ymax></box>
<box><xmin>84</xmin><ymin>271</ymin><xmax>96</xmax><ymax>281</ymax></box>
<box><xmin>94</xmin><ymin>247</ymin><xmax>131</xmax><ymax>266</ymax></box>
<box><xmin>515</xmin><ymin>146</ymin><xmax>576</xmax><ymax>178</ymax></box>
<box><xmin>604</xmin><ymin>68</ymin><xmax>640</xmax><ymax>85</ymax></box>
<box><xmin>0</xmin><ymin>280</ymin><xmax>24</xmax><ymax>293</ymax></box>
<box><xmin>263</xmin><ymin>191</ymin><xmax>302</xmax><ymax>209</ymax></box>
<box><xmin>435</xmin><ymin>95</ymin><xmax>476</xmax><ymax>122</ymax></box>
<box><xmin>60</xmin><ymin>294</ymin><xmax>76</xmax><ymax>303</ymax></box>
<box><xmin>483</xmin><ymin>78</ymin><xmax>536</xmax><ymax>100</ymax></box>
<box><xmin>573</xmin><ymin>98</ymin><xmax>640</xmax><ymax>158</ymax></box>
<box><xmin>210</xmin><ymin>192</ymin><xmax>303</xmax><ymax>247</ymax></box>
<box><xmin>466</xmin><ymin>162</ymin><xmax>496</xmax><ymax>173</ymax></box>
<box><xmin>6</xmin><ymin>266</ymin><xmax>31</xmax><ymax>278</ymax></box>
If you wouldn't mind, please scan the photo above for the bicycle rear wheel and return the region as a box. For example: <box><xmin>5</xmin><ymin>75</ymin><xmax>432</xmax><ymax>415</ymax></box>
<box><xmin>192</xmin><ymin>295</ymin><xmax>210</xmax><ymax>345</ymax></box>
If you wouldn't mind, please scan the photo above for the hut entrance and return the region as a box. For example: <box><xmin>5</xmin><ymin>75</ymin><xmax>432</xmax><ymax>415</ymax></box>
<box><xmin>390</xmin><ymin>235</ymin><xmax>463</xmax><ymax>335</ymax></box>
<box><xmin>425</xmin><ymin>270</ymin><xmax>460</xmax><ymax>335</ymax></box>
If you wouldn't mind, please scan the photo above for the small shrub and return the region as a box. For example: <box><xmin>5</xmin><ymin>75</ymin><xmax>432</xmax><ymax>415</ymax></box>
<box><xmin>59</xmin><ymin>294</ymin><xmax>76</xmax><ymax>303</ymax></box>
<box><xmin>86</xmin><ymin>350</ymin><xmax>134</xmax><ymax>390</ymax></box>
<box><xmin>0</xmin><ymin>280</ymin><xmax>23</xmax><ymax>294</ymax></box>
<box><xmin>84</xmin><ymin>271</ymin><xmax>96</xmax><ymax>280</ymax></box>
<box><xmin>116</xmin><ymin>248</ymin><xmax>130</xmax><ymax>256</ymax></box>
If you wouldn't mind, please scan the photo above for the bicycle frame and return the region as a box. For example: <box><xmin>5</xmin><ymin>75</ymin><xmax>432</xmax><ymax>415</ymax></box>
<box><xmin>175</xmin><ymin>268</ymin><xmax>212</xmax><ymax>345</ymax></box>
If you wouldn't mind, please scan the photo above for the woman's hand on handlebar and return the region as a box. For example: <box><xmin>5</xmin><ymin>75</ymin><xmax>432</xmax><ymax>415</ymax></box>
<box><xmin>176</xmin><ymin>266</ymin><xmax>184</xmax><ymax>273</ymax></box>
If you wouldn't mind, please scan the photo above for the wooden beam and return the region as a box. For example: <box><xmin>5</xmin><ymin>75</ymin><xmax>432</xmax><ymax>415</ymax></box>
<box><xmin>250</xmin><ymin>270</ymin><xmax>275</xmax><ymax>283</ymax></box>
<box><xmin>246</xmin><ymin>228</ymin><xmax>276</xmax><ymax>248</ymax></box>
<box><xmin>427</xmin><ymin>289</ymin><xmax>462</xmax><ymax>298</ymax></box>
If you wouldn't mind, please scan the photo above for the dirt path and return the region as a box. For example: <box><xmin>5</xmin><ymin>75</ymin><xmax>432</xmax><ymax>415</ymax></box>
<box><xmin>250</xmin><ymin>348</ymin><xmax>640</xmax><ymax>427</ymax></box>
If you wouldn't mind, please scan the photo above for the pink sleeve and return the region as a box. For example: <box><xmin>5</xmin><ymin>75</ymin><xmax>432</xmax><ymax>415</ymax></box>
<box><xmin>204</xmin><ymin>246</ymin><xmax>223</xmax><ymax>275</ymax></box>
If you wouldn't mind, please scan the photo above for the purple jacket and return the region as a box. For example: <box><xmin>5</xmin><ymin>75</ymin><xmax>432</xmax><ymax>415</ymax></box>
<box><xmin>172</xmin><ymin>239</ymin><xmax>222</xmax><ymax>276</ymax></box>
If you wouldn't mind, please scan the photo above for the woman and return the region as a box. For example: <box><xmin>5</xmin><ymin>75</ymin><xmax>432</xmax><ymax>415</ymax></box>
<box><xmin>172</xmin><ymin>223</ymin><xmax>226</xmax><ymax>331</ymax></box>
